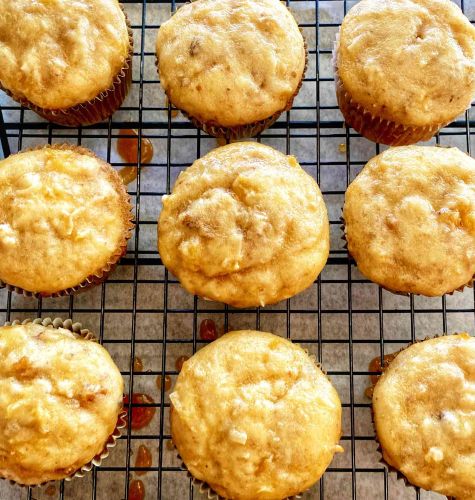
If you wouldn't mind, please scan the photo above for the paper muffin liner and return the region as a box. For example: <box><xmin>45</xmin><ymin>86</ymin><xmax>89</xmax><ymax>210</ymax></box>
<box><xmin>171</xmin><ymin>354</ymin><xmax>336</xmax><ymax>500</ymax></box>
<box><xmin>0</xmin><ymin>144</ymin><xmax>135</xmax><ymax>299</ymax></box>
<box><xmin>369</xmin><ymin>333</ymin><xmax>460</xmax><ymax>500</ymax></box>
<box><xmin>332</xmin><ymin>31</ymin><xmax>450</xmax><ymax>146</ymax></box>
<box><xmin>174</xmin><ymin>452</ymin><xmax>304</xmax><ymax>500</ymax></box>
<box><xmin>1</xmin><ymin>317</ymin><xmax>127</xmax><ymax>488</ymax></box>
<box><xmin>0</xmin><ymin>8</ymin><xmax>133</xmax><ymax>127</ymax></box>
<box><xmin>340</xmin><ymin>215</ymin><xmax>474</xmax><ymax>297</ymax></box>
<box><xmin>156</xmin><ymin>27</ymin><xmax>308</xmax><ymax>140</ymax></box>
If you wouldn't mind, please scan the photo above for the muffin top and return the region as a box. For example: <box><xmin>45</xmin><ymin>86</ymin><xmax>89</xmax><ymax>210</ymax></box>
<box><xmin>0</xmin><ymin>322</ymin><xmax>124</xmax><ymax>485</ymax></box>
<box><xmin>0</xmin><ymin>145</ymin><xmax>132</xmax><ymax>294</ymax></box>
<box><xmin>158</xmin><ymin>142</ymin><xmax>329</xmax><ymax>308</ymax></box>
<box><xmin>373</xmin><ymin>334</ymin><xmax>475</xmax><ymax>499</ymax></box>
<box><xmin>337</xmin><ymin>0</ymin><xmax>475</xmax><ymax>127</ymax></box>
<box><xmin>0</xmin><ymin>0</ymin><xmax>130</xmax><ymax>110</ymax></box>
<box><xmin>156</xmin><ymin>0</ymin><xmax>306</xmax><ymax>127</ymax></box>
<box><xmin>343</xmin><ymin>146</ymin><xmax>475</xmax><ymax>296</ymax></box>
<box><xmin>171</xmin><ymin>331</ymin><xmax>342</xmax><ymax>500</ymax></box>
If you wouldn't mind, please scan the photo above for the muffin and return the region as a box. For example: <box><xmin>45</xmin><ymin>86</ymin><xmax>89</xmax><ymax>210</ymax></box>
<box><xmin>373</xmin><ymin>334</ymin><xmax>475</xmax><ymax>499</ymax></box>
<box><xmin>158</xmin><ymin>142</ymin><xmax>329</xmax><ymax>308</ymax></box>
<box><xmin>0</xmin><ymin>0</ymin><xmax>133</xmax><ymax>126</ymax></box>
<box><xmin>0</xmin><ymin>144</ymin><xmax>133</xmax><ymax>296</ymax></box>
<box><xmin>343</xmin><ymin>146</ymin><xmax>475</xmax><ymax>296</ymax></box>
<box><xmin>171</xmin><ymin>330</ymin><xmax>343</xmax><ymax>500</ymax></box>
<box><xmin>335</xmin><ymin>0</ymin><xmax>475</xmax><ymax>146</ymax></box>
<box><xmin>0</xmin><ymin>318</ymin><xmax>124</xmax><ymax>485</ymax></box>
<box><xmin>156</xmin><ymin>0</ymin><xmax>306</xmax><ymax>139</ymax></box>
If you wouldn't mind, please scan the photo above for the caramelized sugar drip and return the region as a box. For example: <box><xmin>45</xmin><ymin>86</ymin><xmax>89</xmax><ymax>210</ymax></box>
<box><xmin>156</xmin><ymin>374</ymin><xmax>172</xmax><ymax>393</ymax></box>
<box><xmin>134</xmin><ymin>356</ymin><xmax>143</xmax><ymax>372</ymax></box>
<box><xmin>119</xmin><ymin>166</ymin><xmax>140</xmax><ymax>185</ymax></box>
<box><xmin>117</xmin><ymin>129</ymin><xmax>153</xmax><ymax>185</ymax></box>
<box><xmin>118</xmin><ymin>129</ymin><xmax>153</xmax><ymax>164</ymax></box>
<box><xmin>365</xmin><ymin>352</ymin><xmax>398</xmax><ymax>398</ymax></box>
<box><xmin>199</xmin><ymin>318</ymin><xmax>217</xmax><ymax>341</ymax></box>
<box><xmin>129</xmin><ymin>479</ymin><xmax>145</xmax><ymax>500</ymax></box>
<box><xmin>175</xmin><ymin>355</ymin><xmax>189</xmax><ymax>372</ymax></box>
<box><xmin>45</xmin><ymin>485</ymin><xmax>56</xmax><ymax>496</ymax></box>
<box><xmin>135</xmin><ymin>444</ymin><xmax>152</xmax><ymax>476</ymax></box>
<box><xmin>364</xmin><ymin>386</ymin><xmax>375</xmax><ymax>399</ymax></box>
<box><xmin>166</xmin><ymin>439</ymin><xmax>175</xmax><ymax>451</ymax></box>
<box><xmin>123</xmin><ymin>393</ymin><xmax>156</xmax><ymax>430</ymax></box>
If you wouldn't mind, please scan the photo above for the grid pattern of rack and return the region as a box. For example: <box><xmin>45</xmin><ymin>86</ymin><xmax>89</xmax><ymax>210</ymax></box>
<box><xmin>0</xmin><ymin>1</ymin><xmax>474</xmax><ymax>499</ymax></box>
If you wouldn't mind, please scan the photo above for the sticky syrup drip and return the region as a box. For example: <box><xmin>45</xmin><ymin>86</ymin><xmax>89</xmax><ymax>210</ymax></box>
<box><xmin>45</xmin><ymin>485</ymin><xmax>56</xmax><ymax>496</ymax></box>
<box><xmin>117</xmin><ymin>129</ymin><xmax>153</xmax><ymax>184</ymax></box>
<box><xmin>365</xmin><ymin>352</ymin><xmax>398</xmax><ymax>398</ymax></box>
<box><xmin>134</xmin><ymin>356</ymin><xmax>144</xmax><ymax>372</ymax></box>
<box><xmin>199</xmin><ymin>319</ymin><xmax>217</xmax><ymax>341</ymax></box>
<box><xmin>129</xmin><ymin>479</ymin><xmax>145</xmax><ymax>500</ymax></box>
<box><xmin>123</xmin><ymin>393</ymin><xmax>156</xmax><ymax>430</ymax></box>
<box><xmin>135</xmin><ymin>444</ymin><xmax>152</xmax><ymax>476</ymax></box>
<box><xmin>175</xmin><ymin>355</ymin><xmax>189</xmax><ymax>372</ymax></box>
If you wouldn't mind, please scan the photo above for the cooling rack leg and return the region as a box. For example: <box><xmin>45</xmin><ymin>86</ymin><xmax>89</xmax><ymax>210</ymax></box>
<box><xmin>0</xmin><ymin>109</ymin><xmax>10</xmax><ymax>157</ymax></box>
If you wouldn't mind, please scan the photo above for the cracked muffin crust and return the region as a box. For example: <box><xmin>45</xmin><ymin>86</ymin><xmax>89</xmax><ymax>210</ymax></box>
<box><xmin>170</xmin><ymin>330</ymin><xmax>343</xmax><ymax>500</ymax></box>
<box><xmin>0</xmin><ymin>0</ymin><xmax>131</xmax><ymax>111</ymax></box>
<box><xmin>335</xmin><ymin>0</ymin><xmax>475</xmax><ymax>145</ymax></box>
<box><xmin>0</xmin><ymin>322</ymin><xmax>124</xmax><ymax>485</ymax></box>
<box><xmin>343</xmin><ymin>146</ymin><xmax>475</xmax><ymax>296</ymax></box>
<box><xmin>156</xmin><ymin>0</ymin><xmax>305</xmax><ymax>133</ymax></box>
<box><xmin>158</xmin><ymin>142</ymin><xmax>329</xmax><ymax>308</ymax></box>
<box><xmin>0</xmin><ymin>145</ymin><xmax>133</xmax><ymax>295</ymax></box>
<box><xmin>373</xmin><ymin>334</ymin><xmax>475</xmax><ymax>499</ymax></box>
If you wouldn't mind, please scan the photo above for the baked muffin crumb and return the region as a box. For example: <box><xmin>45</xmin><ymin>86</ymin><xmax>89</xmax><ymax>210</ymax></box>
<box><xmin>158</xmin><ymin>142</ymin><xmax>329</xmax><ymax>307</ymax></box>
<box><xmin>335</xmin><ymin>0</ymin><xmax>475</xmax><ymax>145</ymax></box>
<box><xmin>373</xmin><ymin>334</ymin><xmax>475</xmax><ymax>499</ymax></box>
<box><xmin>171</xmin><ymin>330</ymin><xmax>342</xmax><ymax>500</ymax></box>
<box><xmin>343</xmin><ymin>146</ymin><xmax>475</xmax><ymax>296</ymax></box>
<box><xmin>0</xmin><ymin>322</ymin><xmax>124</xmax><ymax>485</ymax></box>
<box><xmin>0</xmin><ymin>145</ymin><xmax>133</xmax><ymax>295</ymax></box>
<box><xmin>0</xmin><ymin>0</ymin><xmax>131</xmax><ymax>110</ymax></box>
<box><xmin>156</xmin><ymin>0</ymin><xmax>306</xmax><ymax>130</ymax></box>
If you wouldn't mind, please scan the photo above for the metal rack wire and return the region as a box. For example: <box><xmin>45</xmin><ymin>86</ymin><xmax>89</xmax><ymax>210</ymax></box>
<box><xmin>0</xmin><ymin>1</ymin><xmax>474</xmax><ymax>499</ymax></box>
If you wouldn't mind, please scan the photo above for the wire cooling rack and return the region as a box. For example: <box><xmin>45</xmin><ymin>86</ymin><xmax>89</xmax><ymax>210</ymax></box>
<box><xmin>0</xmin><ymin>1</ymin><xmax>474</xmax><ymax>499</ymax></box>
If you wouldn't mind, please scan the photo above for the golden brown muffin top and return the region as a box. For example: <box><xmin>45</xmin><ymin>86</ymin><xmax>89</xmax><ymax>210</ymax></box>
<box><xmin>337</xmin><ymin>0</ymin><xmax>475</xmax><ymax>127</ymax></box>
<box><xmin>0</xmin><ymin>323</ymin><xmax>124</xmax><ymax>485</ymax></box>
<box><xmin>343</xmin><ymin>146</ymin><xmax>475</xmax><ymax>296</ymax></box>
<box><xmin>156</xmin><ymin>0</ymin><xmax>305</xmax><ymax>127</ymax></box>
<box><xmin>0</xmin><ymin>145</ymin><xmax>132</xmax><ymax>294</ymax></box>
<box><xmin>171</xmin><ymin>331</ymin><xmax>343</xmax><ymax>500</ymax></box>
<box><xmin>158</xmin><ymin>142</ymin><xmax>329</xmax><ymax>308</ymax></box>
<box><xmin>0</xmin><ymin>0</ymin><xmax>130</xmax><ymax>110</ymax></box>
<box><xmin>373</xmin><ymin>334</ymin><xmax>475</xmax><ymax>499</ymax></box>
